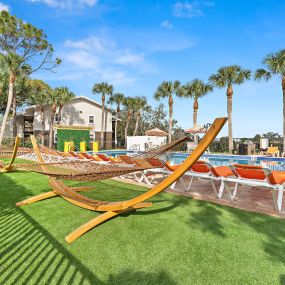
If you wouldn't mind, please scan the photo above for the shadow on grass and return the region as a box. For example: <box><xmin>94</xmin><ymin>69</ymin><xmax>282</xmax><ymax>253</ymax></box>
<box><xmin>184</xmin><ymin>192</ymin><xmax>285</xmax><ymax>267</ymax></box>
<box><xmin>107</xmin><ymin>269</ymin><xmax>177</xmax><ymax>285</ymax></box>
<box><xmin>0</xmin><ymin>173</ymin><xmax>179</xmax><ymax>284</ymax></box>
<box><xmin>225</xmin><ymin>206</ymin><xmax>285</xmax><ymax>265</ymax></box>
<box><xmin>187</xmin><ymin>200</ymin><xmax>226</xmax><ymax>237</ymax></box>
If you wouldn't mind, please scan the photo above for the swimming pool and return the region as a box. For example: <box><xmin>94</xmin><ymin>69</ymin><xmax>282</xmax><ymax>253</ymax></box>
<box><xmin>91</xmin><ymin>150</ymin><xmax>285</xmax><ymax>171</ymax></box>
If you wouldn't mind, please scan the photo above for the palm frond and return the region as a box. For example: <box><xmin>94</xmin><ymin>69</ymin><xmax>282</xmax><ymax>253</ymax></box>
<box><xmin>263</xmin><ymin>49</ymin><xmax>285</xmax><ymax>75</ymax></box>
<box><xmin>92</xmin><ymin>82</ymin><xmax>113</xmax><ymax>96</ymax></box>
<box><xmin>254</xmin><ymin>68</ymin><xmax>272</xmax><ymax>81</ymax></box>
<box><xmin>209</xmin><ymin>65</ymin><xmax>251</xmax><ymax>87</ymax></box>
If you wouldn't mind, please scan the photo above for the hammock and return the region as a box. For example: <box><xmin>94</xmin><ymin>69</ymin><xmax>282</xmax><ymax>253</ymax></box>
<box><xmin>11</xmin><ymin>135</ymin><xmax>188</xmax><ymax>177</ymax></box>
<box><xmin>14</xmin><ymin>117</ymin><xmax>227</xmax><ymax>243</ymax></box>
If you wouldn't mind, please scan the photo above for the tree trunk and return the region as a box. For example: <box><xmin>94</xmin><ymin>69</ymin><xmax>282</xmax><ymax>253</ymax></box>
<box><xmin>41</xmin><ymin>106</ymin><xmax>45</xmax><ymax>146</ymax></box>
<box><xmin>282</xmin><ymin>75</ymin><xmax>285</xmax><ymax>151</ymax></box>
<box><xmin>133</xmin><ymin>111</ymin><xmax>140</xmax><ymax>136</ymax></box>
<box><xmin>101</xmin><ymin>95</ymin><xmax>105</xmax><ymax>149</ymax></box>
<box><xmin>193</xmin><ymin>98</ymin><xmax>198</xmax><ymax>145</ymax></box>
<box><xmin>49</xmin><ymin>105</ymin><xmax>56</xmax><ymax>148</ymax></box>
<box><xmin>115</xmin><ymin>113</ymin><xmax>118</xmax><ymax>147</ymax></box>
<box><xmin>227</xmin><ymin>85</ymin><xmax>233</xmax><ymax>153</ymax></box>
<box><xmin>0</xmin><ymin>73</ymin><xmax>16</xmax><ymax>145</ymax></box>
<box><xmin>115</xmin><ymin>105</ymin><xmax>120</xmax><ymax>147</ymax></box>
<box><xmin>58</xmin><ymin>104</ymin><xmax>63</xmax><ymax>123</ymax></box>
<box><xmin>124</xmin><ymin>111</ymin><xmax>131</xmax><ymax>148</ymax></box>
<box><xmin>12</xmin><ymin>89</ymin><xmax>17</xmax><ymax>137</ymax></box>
<box><xmin>168</xmin><ymin>95</ymin><xmax>173</xmax><ymax>143</ymax></box>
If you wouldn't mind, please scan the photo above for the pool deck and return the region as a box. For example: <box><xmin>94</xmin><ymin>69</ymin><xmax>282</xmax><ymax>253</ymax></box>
<box><xmin>116</xmin><ymin>175</ymin><xmax>285</xmax><ymax>219</ymax></box>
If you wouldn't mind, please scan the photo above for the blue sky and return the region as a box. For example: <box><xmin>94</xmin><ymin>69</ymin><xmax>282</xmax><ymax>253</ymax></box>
<box><xmin>2</xmin><ymin>0</ymin><xmax>285</xmax><ymax>137</ymax></box>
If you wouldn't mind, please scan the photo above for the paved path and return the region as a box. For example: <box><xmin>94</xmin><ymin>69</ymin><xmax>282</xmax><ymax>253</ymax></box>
<box><xmin>116</xmin><ymin>175</ymin><xmax>285</xmax><ymax>219</ymax></box>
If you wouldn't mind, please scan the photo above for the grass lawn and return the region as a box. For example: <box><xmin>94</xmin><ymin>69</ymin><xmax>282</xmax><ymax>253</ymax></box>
<box><xmin>1</xmin><ymin>159</ymin><xmax>285</xmax><ymax>284</ymax></box>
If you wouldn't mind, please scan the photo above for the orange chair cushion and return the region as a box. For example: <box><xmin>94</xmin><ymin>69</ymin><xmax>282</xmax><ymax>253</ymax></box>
<box><xmin>233</xmin><ymin>164</ymin><xmax>266</xmax><ymax>180</ymax></box>
<box><xmin>77</xmin><ymin>153</ymin><xmax>86</xmax><ymax>159</ymax></box>
<box><xmin>165</xmin><ymin>161</ymin><xmax>179</xmax><ymax>171</ymax></box>
<box><xmin>80</xmin><ymin>152</ymin><xmax>91</xmax><ymax>159</ymax></box>
<box><xmin>165</xmin><ymin>161</ymin><xmax>202</xmax><ymax>173</ymax></box>
<box><xmin>269</xmin><ymin>171</ymin><xmax>285</xmax><ymax>185</ymax></box>
<box><xmin>211</xmin><ymin>166</ymin><xmax>233</xmax><ymax>177</ymax></box>
<box><xmin>92</xmin><ymin>155</ymin><xmax>103</xmax><ymax>161</ymax></box>
<box><xmin>96</xmin><ymin>153</ymin><xmax>110</xmax><ymax>161</ymax></box>
<box><xmin>68</xmin><ymin>151</ymin><xmax>78</xmax><ymax>157</ymax></box>
<box><xmin>117</xmin><ymin>155</ymin><xmax>133</xmax><ymax>164</ymax></box>
<box><xmin>60</xmin><ymin>152</ymin><xmax>72</xmax><ymax>157</ymax></box>
<box><xmin>191</xmin><ymin>161</ymin><xmax>210</xmax><ymax>173</ymax></box>
<box><xmin>267</xmin><ymin>147</ymin><xmax>279</xmax><ymax>154</ymax></box>
<box><xmin>147</xmin><ymin>158</ymin><xmax>165</xmax><ymax>168</ymax></box>
<box><xmin>109</xmin><ymin>156</ymin><xmax>121</xmax><ymax>163</ymax></box>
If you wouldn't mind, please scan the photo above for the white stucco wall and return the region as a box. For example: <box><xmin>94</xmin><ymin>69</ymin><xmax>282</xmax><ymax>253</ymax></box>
<box><xmin>33</xmin><ymin>97</ymin><xmax>113</xmax><ymax>132</ymax></box>
<box><xmin>127</xmin><ymin>136</ymin><xmax>167</xmax><ymax>151</ymax></box>
<box><xmin>3</xmin><ymin>116</ymin><xmax>25</xmax><ymax>138</ymax></box>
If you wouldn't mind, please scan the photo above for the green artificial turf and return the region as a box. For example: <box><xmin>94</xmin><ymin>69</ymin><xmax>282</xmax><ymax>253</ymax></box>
<box><xmin>1</xmin><ymin>158</ymin><xmax>285</xmax><ymax>284</ymax></box>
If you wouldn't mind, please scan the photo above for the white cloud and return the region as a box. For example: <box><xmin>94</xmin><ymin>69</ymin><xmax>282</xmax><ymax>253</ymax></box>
<box><xmin>160</xmin><ymin>20</ymin><xmax>173</xmax><ymax>29</ymax></box>
<box><xmin>173</xmin><ymin>1</ymin><xmax>213</xmax><ymax>18</ymax></box>
<box><xmin>114</xmin><ymin>53</ymin><xmax>143</xmax><ymax>65</ymax></box>
<box><xmin>27</xmin><ymin>0</ymin><xmax>98</xmax><ymax>9</ymax></box>
<box><xmin>0</xmin><ymin>2</ymin><xmax>9</xmax><ymax>11</ymax></box>
<box><xmin>46</xmin><ymin>28</ymin><xmax>196</xmax><ymax>87</ymax></box>
<box><xmin>64</xmin><ymin>50</ymin><xmax>100</xmax><ymax>68</ymax></box>
<box><xmin>64</xmin><ymin>37</ymin><xmax>111</xmax><ymax>52</ymax></box>
<box><xmin>53</xmin><ymin>35</ymin><xmax>149</xmax><ymax>86</ymax></box>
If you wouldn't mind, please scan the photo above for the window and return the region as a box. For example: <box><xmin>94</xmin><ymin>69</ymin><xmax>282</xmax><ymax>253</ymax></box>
<box><xmin>89</xmin><ymin>115</ymin><xmax>94</xmax><ymax>124</ymax></box>
<box><xmin>54</xmin><ymin>113</ymin><xmax>60</xmax><ymax>123</ymax></box>
<box><xmin>54</xmin><ymin>133</ymin><xmax>57</xmax><ymax>143</ymax></box>
<box><xmin>89</xmin><ymin>132</ymin><xmax>95</xmax><ymax>142</ymax></box>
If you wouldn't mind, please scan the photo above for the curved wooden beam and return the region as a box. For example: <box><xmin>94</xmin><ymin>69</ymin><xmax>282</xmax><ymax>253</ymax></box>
<box><xmin>95</xmin><ymin>117</ymin><xmax>228</xmax><ymax>212</ymax></box>
<box><xmin>18</xmin><ymin>118</ymin><xmax>227</xmax><ymax>243</ymax></box>
<box><xmin>16</xmin><ymin>191</ymin><xmax>58</xmax><ymax>206</ymax></box>
<box><xmin>65</xmin><ymin>202</ymin><xmax>153</xmax><ymax>243</ymax></box>
<box><xmin>1</xmin><ymin>136</ymin><xmax>21</xmax><ymax>172</ymax></box>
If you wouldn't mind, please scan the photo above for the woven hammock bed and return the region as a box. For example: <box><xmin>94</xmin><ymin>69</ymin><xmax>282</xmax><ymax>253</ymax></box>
<box><xmin>2</xmin><ymin>117</ymin><xmax>227</xmax><ymax>243</ymax></box>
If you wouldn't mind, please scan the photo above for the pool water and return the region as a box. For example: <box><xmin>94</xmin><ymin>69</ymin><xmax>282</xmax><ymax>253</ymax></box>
<box><xmin>90</xmin><ymin>150</ymin><xmax>285</xmax><ymax>171</ymax></box>
<box><xmin>171</xmin><ymin>156</ymin><xmax>285</xmax><ymax>171</ymax></box>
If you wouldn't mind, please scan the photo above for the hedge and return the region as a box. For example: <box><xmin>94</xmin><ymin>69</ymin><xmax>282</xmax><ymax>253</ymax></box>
<box><xmin>57</xmin><ymin>129</ymin><xmax>90</xmax><ymax>151</ymax></box>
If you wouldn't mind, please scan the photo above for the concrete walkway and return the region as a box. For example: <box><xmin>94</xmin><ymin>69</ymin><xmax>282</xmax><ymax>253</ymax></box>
<box><xmin>116</xmin><ymin>175</ymin><xmax>285</xmax><ymax>219</ymax></box>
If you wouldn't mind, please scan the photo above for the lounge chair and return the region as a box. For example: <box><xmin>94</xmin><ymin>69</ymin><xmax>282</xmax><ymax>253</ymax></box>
<box><xmin>164</xmin><ymin>160</ymin><xmax>234</xmax><ymax>197</ymax></box>
<box><xmin>14</xmin><ymin>117</ymin><xmax>227</xmax><ymax>243</ymax></box>
<box><xmin>225</xmin><ymin>164</ymin><xmax>285</xmax><ymax>212</ymax></box>
<box><xmin>95</xmin><ymin>153</ymin><xmax>112</xmax><ymax>162</ymax></box>
<box><xmin>134</xmin><ymin>158</ymin><xmax>168</xmax><ymax>185</ymax></box>
<box><xmin>262</xmin><ymin>146</ymin><xmax>280</xmax><ymax>157</ymax></box>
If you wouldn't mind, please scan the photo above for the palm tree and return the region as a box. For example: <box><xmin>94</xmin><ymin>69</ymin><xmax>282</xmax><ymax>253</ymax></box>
<box><xmin>154</xmin><ymin>80</ymin><xmax>181</xmax><ymax>143</ymax></box>
<box><xmin>0</xmin><ymin>53</ymin><xmax>31</xmax><ymax>145</ymax></box>
<box><xmin>92</xmin><ymin>82</ymin><xmax>113</xmax><ymax>149</ymax></box>
<box><xmin>47</xmin><ymin>87</ymin><xmax>75</xmax><ymax>148</ymax></box>
<box><xmin>28</xmin><ymin>79</ymin><xmax>52</xmax><ymax>145</ymax></box>
<box><xmin>132</xmin><ymin>96</ymin><xmax>147</xmax><ymax>136</ymax></box>
<box><xmin>181</xmin><ymin>79</ymin><xmax>213</xmax><ymax>144</ymax></box>
<box><xmin>209</xmin><ymin>65</ymin><xmax>251</xmax><ymax>153</ymax></box>
<box><xmin>12</xmin><ymin>75</ymin><xmax>31</xmax><ymax>137</ymax></box>
<box><xmin>255</xmin><ymin>49</ymin><xmax>285</xmax><ymax>150</ymax></box>
<box><xmin>48</xmin><ymin>88</ymin><xmax>58</xmax><ymax>148</ymax></box>
<box><xmin>0</xmin><ymin>57</ymin><xmax>8</xmax><ymax>97</ymax></box>
<box><xmin>108</xmin><ymin>92</ymin><xmax>125</xmax><ymax>147</ymax></box>
<box><xmin>57</xmin><ymin>87</ymin><xmax>75</xmax><ymax>122</ymax></box>
<box><xmin>122</xmin><ymin>96</ymin><xmax>136</xmax><ymax>146</ymax></box>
